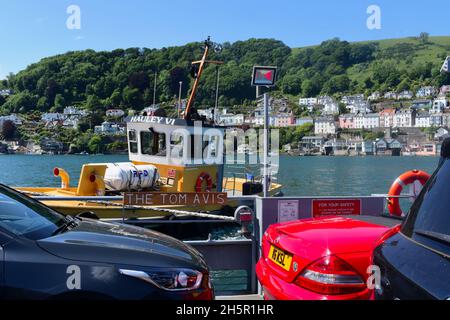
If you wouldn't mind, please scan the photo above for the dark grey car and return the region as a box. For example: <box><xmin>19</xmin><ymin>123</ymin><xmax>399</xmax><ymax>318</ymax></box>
<box><xmin>0</xmin><ymin>184</ymin><xmax>214</xmax><ymax>299</ymax></box>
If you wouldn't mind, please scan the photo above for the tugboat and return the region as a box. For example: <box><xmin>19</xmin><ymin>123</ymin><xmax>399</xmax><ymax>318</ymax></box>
<box><xmin>16</xmin><ymin>38</ymin><xmax>282</xmax><ymax>219</ymax></box>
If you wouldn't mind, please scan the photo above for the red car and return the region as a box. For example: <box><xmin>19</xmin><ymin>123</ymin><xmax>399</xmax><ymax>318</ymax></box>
<box><xmin>256</xmin><ymin>215</ymin><xmax>401</xmax><ymax>300</ymax></box>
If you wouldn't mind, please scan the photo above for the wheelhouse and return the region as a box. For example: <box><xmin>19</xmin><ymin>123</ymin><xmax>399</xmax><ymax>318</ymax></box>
<box><xmin>127</xmin><ymin>116</ymin><xmax>225</xmax><ymax>193</ymax></box>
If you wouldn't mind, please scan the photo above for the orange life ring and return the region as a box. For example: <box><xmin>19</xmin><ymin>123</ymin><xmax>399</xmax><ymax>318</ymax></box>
<box><xmin>195</xmin><ymin>172</ymin><xmax>213</xmax><ymax>192</ymax></box>
<box><xmin>387</xmin><ymin>169</ymin><xmax>430</xmax><ymax>216</ymax></box>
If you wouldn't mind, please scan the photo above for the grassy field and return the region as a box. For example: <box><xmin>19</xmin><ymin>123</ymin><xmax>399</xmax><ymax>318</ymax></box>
<box><xmin>295</xmin><ymin>35</ymin><xmax>450</xmax><ymax>85</ymax></box>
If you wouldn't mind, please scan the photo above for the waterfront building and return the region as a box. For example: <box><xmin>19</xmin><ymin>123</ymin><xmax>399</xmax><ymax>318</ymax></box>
<box><xmin>379</xmin><ymin>108</ymin><xmax>395</xmax><ymax>128</ymax></box>
<box><xmin>301</xmin><ymin>136</ymin><xmax>326</xmax><ymax>148</ymax></box>
<box><xmin>416</xmin><ymin>86</ymin><xmax>437</xmax><ymax>98</ymax></box>
<box><xmin>218</xmin><ymin>113</ymin><xmax>245</xmax><ymax>126</ymax></box>
<box><xmin>393</xmin><ymin>109</ymin><xmax>416</xmax><ymax>128</ymax></box>
<box><xmin>339</xmin><ymin>114</ymin><xmax>355</xmax><ymax>129</ymax></box>
<box><xmin>362</xmin><ymin>140</ymin><xmax>375</xmax><ymax>155</ymax></box>
<box><xmin>430</xmin><ymin>113</ymin><xmax>443</xmax><ymax>127</ymax></box>
<box><xmin>415</xmin><ymin>112</ymin><xmax>431</xmax><ymax>128</ymax></box>
<box><xmin>435</xmin><ymin>128</ymin><xmax>449</xmax><ymax>141</ymax></box>
<box><xmin>441</xmin><ymin>113</ymin><xmax>450</xmax><ymax>127</ymax></box>
<box><xmin>314</xmin><ymin>117</ymin><xmax>336</xmax><ymax>135</ymax></box>
<box><xmin>354</xmin><ymin>113</ymin><xmax>379</xmax><ymax>129</ymax></box>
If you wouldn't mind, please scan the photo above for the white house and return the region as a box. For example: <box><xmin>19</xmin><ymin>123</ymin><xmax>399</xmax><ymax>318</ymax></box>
<box><xmin>299</xmin><ymin>97</ymin><xmax>318</xmax><ymax>106</ymax></box>
<box><xmin>0</xmin><ymin>89</ymin><xmax>13</xmax><ymax>96</ymax></box>
<box><xmin>347</xmin><ymin>101</ymin><xmax>371</xmax><ymax>114</ymax></box>
<box><xmin>62</xmin><ymin>118</ymin><xmax>80</xmax><ymax>129</ymax></box>
<box><xmin>397</xmin><ymin>90</ymin><xmax>414</xmax><ymax>100</ymax></box>
<box><xmin>440</xmin><ymin>85</ymin><xmax>450</xmax><ymax>95</ymax></box>
<box><xmin>431</xmin><ymin>97</ymin><xmax>448</xmax><ymax>113</ymax></box>
<box><xmin>217</xmin><ymin>113</ymin><xmax>245</xmax><ymax>126</ymax></box>
<box><xmin>368</xmin><ymin>92</ymin><xmax>381</xmax><ymax>101</ymax></box>
<box><xmin>393</xmin><ymin>109</ymin><xmax>416</xmax><ymax>128</ymax></box>
<box><xmin>94</xmin><ymin>121</ymin><xmax>124</xmax><ymax>135</ymax></box>
<box><xmin>341</xmin><ymin>94</ymin><xmax>365</xmax><ymax>105</ymax></box>
<box><xmin>435</xmin><ymin>128</ymin><xmax>449</xmax><ymax>140</ymax></box>
<box><xmin>353</xmin><ymin>113</ymin><xmax>379</xmax><ymax>129</ymax></box>
<box><xmin>416</xmin><ymin>86</ymin><xmax>437</xmax><ymax>98</ymax></box>
<box><xmin>41</xmin><ymin>113</ymin><xmax>66</xmax><ymax>122</ymax></box>
<box><xmin>106</xmin><ymin>109</ymin><xmax>125</xmax><ymax>118</ymax></box>
<box><xmin>430</xmin><ymin>114</ymin><xmax>443</xmax><ymax>127</ymax></box>
<box><xmin>63</xmin><ymin>106</ymin><xmax>88</xmax><ymax>117</ymax></box>
<box><xmin>384</xmin><ymin>92</ymin><xmax>398</xmax><ymax>100</ymax></box>
<box><xmin>415</xmin><ymin>112</ymin><xmax>431</xmax><ymax>128</ymax></box>
<box><xmin>0</xmin><ymin>114</ymin><xmax>22</xmax><ymax>125</ymax></box>
<box><xmin>317</xmin><ymin>96</ymin><xmax>334</xmax><ymax>105</ymax></box>
<box><xmin>322</xmin><ymin>101</ymin><xmax>339</xmax><ymax>115</ymax></box>
<box><xmin>314</xmin><ymin>118</ymin><xmax>336</xmax><ymax>135</ymax></box>
<box><xmin>442</xmin><ymin>113</ymin><xmax>450</xmax><ymax>128</ymax></box>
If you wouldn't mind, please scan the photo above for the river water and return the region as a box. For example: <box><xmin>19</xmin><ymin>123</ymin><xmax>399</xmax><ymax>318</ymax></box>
<box><xmin>0</xmin><ymin>154</ymin><xmax>439</xmax><ymax>196</ymax></box>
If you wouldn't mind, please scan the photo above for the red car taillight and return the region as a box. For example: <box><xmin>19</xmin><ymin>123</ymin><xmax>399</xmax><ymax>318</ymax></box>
<box><xmin>295</xmin><ymin>255</ymin><xmax>366</xmax><ymax>295</ymax></box>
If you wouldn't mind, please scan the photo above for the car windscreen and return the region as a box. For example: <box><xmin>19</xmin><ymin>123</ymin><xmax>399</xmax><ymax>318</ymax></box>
<box><xmin>402</xmin><ymin>159</ymin><xmax>450</xmax><ymax>255</ymax></box>
<box><xmin>0</xmin><ymin>185</ymin><xmax>66</xmax><ymax>240</ymax></box>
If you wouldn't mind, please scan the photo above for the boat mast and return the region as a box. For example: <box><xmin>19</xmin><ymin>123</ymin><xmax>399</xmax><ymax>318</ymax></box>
<box><xmin>184</xmin><ymin>37</ymin><xmax>223</xmax><ymax>119</ymax></box>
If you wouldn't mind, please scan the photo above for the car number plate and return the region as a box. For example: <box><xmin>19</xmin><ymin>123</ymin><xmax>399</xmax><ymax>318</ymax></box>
<box><xmin>268</xmin><ymin>245</ymin><xmax>293</xmax><ymax>271</ymax></box>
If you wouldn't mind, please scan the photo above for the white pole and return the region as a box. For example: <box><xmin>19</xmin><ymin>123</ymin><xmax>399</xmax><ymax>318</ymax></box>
<box><xmin>153</xmin><ymin>71</ymin><xmax>157</xmax><ymax>106</ymax></box>
<box><xmin>178</xmin><ymin>81</ymin><xmax>183</xmax><ymax>118</ymax></box>
<box><xmin>263</xmin><ymin>92</ymin><xmax>269</xmax><ymax>197</ymax></box>
<box><xmin>215</xmin><ymin>67</ymin><xmax>220</xmax><ymax>123</ymax></box>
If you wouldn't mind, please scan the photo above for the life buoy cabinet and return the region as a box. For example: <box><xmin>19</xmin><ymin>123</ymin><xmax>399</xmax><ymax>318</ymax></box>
<box><xmin>195</xmin><ymin>172</ymin><xmax>213</xmax><ymax>192</ymax></box>
<box><xmin>387</xmin><ymin>170</ymin><xmax>431</xmax><ymax>216</ymax></box>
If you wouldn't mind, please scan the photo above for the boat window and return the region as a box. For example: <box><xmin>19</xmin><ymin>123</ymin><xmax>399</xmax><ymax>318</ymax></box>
<box><xmin>141</xmin><ymin>130</ymin><xmax>167</xmax><ymax>156</ymax></box>
<box><xmin>128</xmin><ymin>130</ymin><xmax>138</xmax><ymax>154</ymax></box>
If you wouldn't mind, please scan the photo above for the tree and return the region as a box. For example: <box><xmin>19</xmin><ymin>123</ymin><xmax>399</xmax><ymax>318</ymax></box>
<box><xmin>418</xmin><ymin>32</ymin><xmax>429</xmax><ymax>44</ymax></box>
<box><xmin>54</xmin><ymin>94</ymin><xmax>66</xmax><ymax>112</ymax></box>
<box><xmin>88</xmin><ymin>135</ymin><xmax>103</xmax><ymax>153</ymax></box>
<box><xmin>1</xmin><ymin>120</ymin><xmax>16</xmax><ymax>140</ymax></box>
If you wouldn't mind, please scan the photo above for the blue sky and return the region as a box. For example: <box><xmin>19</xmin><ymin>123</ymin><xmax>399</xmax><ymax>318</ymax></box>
<box><xmin>0</xmin><ymin>0</ymin><xmax>449</xmax><ymax>79</ymax></box>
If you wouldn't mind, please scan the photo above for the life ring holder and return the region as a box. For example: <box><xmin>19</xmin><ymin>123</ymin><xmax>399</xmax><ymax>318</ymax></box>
<box><xmin>195</xmin><ymin>172</ymin><xmax>213</xmax><ymax>192</ymax></box>
<box><xmin>387</xmin><ymin>169</ymin><xmax>431</xmax><ymax>217</ymax></box>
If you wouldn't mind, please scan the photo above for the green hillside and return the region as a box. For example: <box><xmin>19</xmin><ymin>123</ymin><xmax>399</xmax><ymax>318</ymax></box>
<box><xmin>1</xmin><ymin>35</ymin><xmax>450</xmax><ymax>116</ymax></box>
